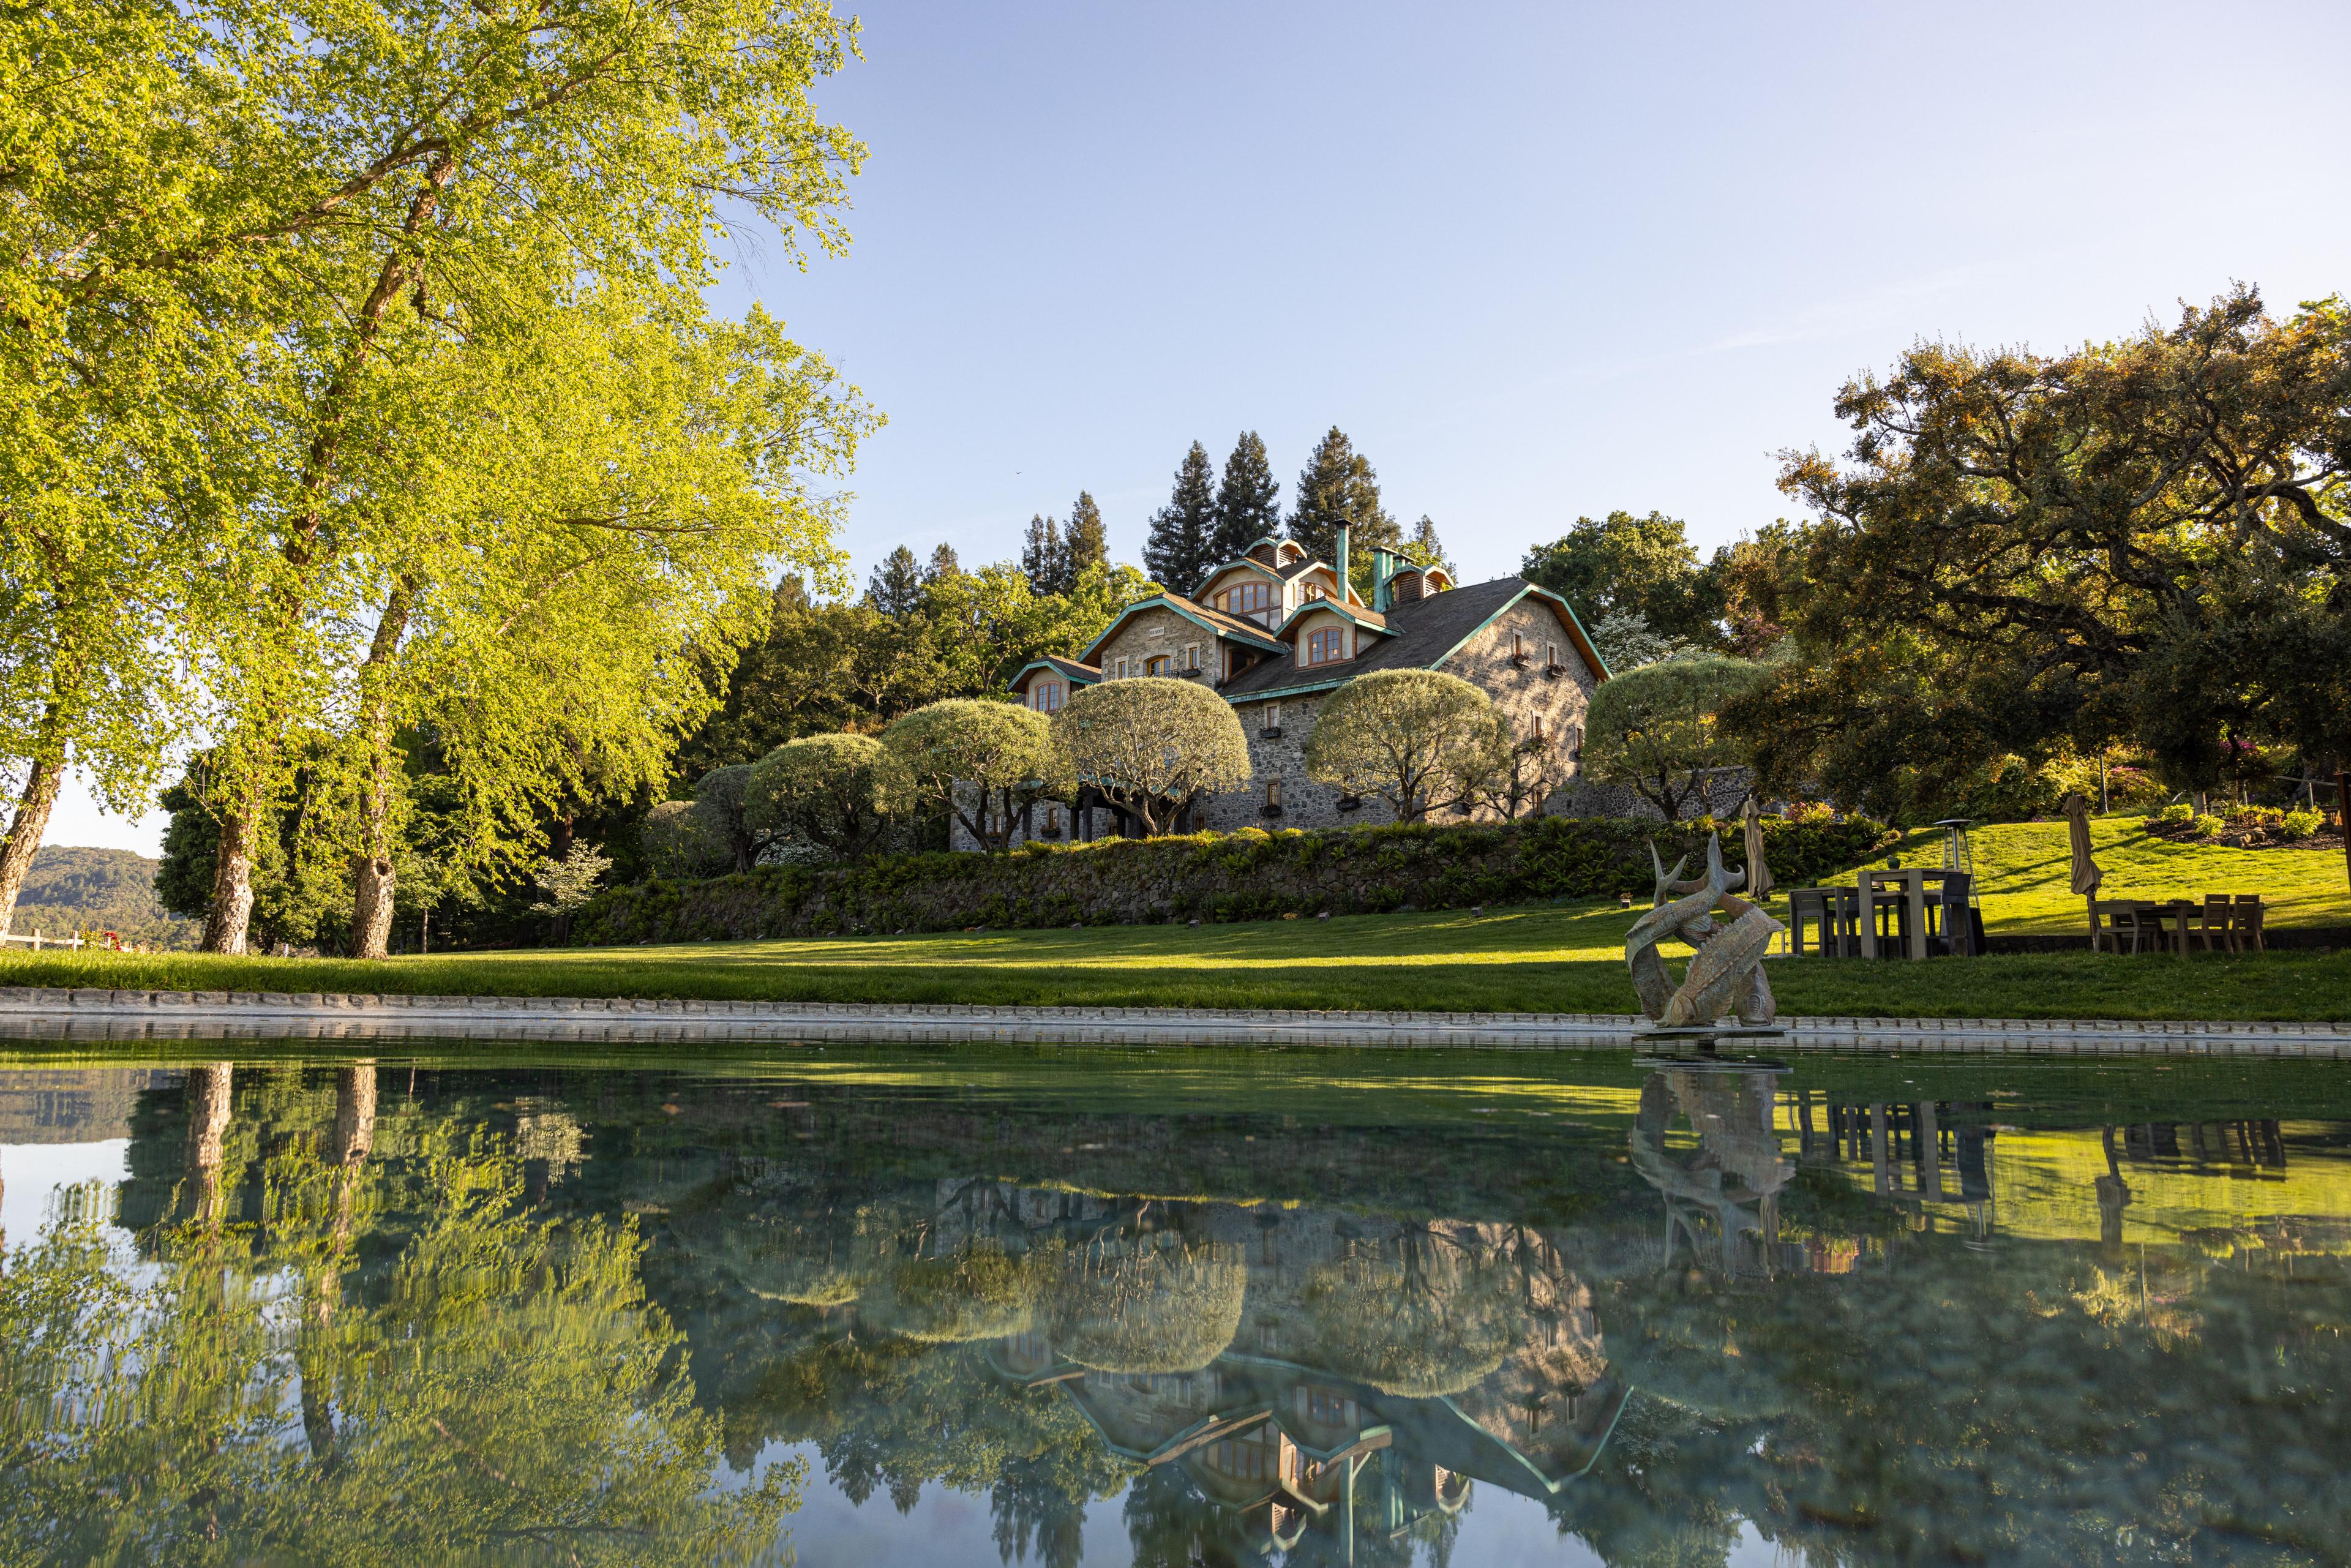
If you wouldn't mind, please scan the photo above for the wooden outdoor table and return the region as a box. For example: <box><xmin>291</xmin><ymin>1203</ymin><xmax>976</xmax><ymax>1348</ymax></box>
<box><xmin>2113</xmin><ymin>898</ymin><xmax>2197</xmax><ymax>956</ymax></box>
<box><xmin>1858</xmin><ymin>868</ymin><xmax>1930</xmax><ymax>960</ymax></box>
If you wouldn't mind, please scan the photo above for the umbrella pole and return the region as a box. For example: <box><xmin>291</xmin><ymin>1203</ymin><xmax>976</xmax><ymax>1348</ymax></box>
<box><xmin>2085</xmin><ymin>894</ymin><xmax>2099</xmax><ymax>953</ymax></box>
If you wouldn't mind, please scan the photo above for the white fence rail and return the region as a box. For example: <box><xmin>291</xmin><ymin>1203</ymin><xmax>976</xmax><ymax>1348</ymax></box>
<box><xmin>0</xmin><ymin>930</ymin><xmax>87</xmax><ymax>951</ymax></box>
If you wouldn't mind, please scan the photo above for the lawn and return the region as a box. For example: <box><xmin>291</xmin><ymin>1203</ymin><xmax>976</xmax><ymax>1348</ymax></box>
<box><xmin>1859</xmin><ymin>816</ymin><xmax>2351</xmax><ymax>933</ymax></box>
<box><xmin>6</xmin><ymin>899</ymin><xmax>2349</xmax><ymax>1021</ymax></box>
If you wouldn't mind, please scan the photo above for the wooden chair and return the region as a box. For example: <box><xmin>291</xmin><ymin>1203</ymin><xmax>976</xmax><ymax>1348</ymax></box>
<box><xmin>2233</xmin><ymin>895</ymin><xmax>2266</xmax><ymax>953</ymax></box>
<box><xmin>2199</xmin><ymin>895</ymin><xmax>2236</xmax><ymax>954</ymax></box>
<box><xmin>2096</xmin><ymin>901</ymin><xmax>2149</xmax><ymax>955</ymax></box>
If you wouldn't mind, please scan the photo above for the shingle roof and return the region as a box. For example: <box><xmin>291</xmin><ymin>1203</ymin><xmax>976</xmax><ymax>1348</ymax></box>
<box><xmin>1034</xmin><ymin>655</ymin><xmax>1100</xmax><ymax>682</ymax></box>
<box><xmin>1217</xmin><ymin>575</ymin><xmax>1536</xmax><ymax>702</ymax></box>
<box><xmin>1076</xmin><ymin>590</ymin><xmax>1286</xmax><ymax>663</ymax></box>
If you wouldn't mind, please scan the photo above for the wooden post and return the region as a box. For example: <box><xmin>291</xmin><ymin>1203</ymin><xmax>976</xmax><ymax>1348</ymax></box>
<box><xmin>2086</xmin><ymin>895</ymin><xmax>2101</xmax><ymax>954</ymax></box>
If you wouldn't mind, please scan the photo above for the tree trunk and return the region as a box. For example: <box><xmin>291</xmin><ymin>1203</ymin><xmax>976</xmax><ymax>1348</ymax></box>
<box><xmin>183</xmin><ymin>1061</ymin><xmax>234</xmax><ymax>1225</ymax></box>
<box><xmin>0</xmin><ymin>744</ymin><xmax>66</xmax><ymax>937</ymax></box>
<box><xmin>347</xmin><ymin>587</ymin><xmax>411</xmax><ymax>959</ymax></box>
<box><xmin>203</xmin><ymin>809</ymin><xmax>258</xmax><ymax>954</ymax></box>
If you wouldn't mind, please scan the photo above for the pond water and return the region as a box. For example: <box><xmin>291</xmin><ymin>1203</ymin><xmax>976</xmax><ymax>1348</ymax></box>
<box><xmin>2</xmin><ymin>1043</ymin><xmax>2347</xmax><ymax>1566</ymax></box>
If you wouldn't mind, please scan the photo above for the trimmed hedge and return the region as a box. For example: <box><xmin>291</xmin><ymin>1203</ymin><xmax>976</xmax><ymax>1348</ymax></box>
<box><xmin>569</xmin><ymin>814</ymin><xmax>1894</xmax><ymax>945</ymax></box>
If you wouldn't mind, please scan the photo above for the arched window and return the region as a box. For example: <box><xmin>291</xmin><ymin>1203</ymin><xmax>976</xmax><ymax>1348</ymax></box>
<box><xmin>1305</xmin><ymin>627</ymin><xmax>1344</xmax><ymax>665</ymax></box>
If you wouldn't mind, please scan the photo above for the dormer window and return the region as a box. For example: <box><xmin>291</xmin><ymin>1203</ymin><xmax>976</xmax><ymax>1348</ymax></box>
<box><xmin>1031</xmin><ymin>679</ymin><xmax>1064</xmax><ymax>713</ymax></box>
<box><xmin>1305</xmin><ymin>626</ymin><xmax>1346</xmax><ymax>666</ymax></box>
<box><xmin>1220</xmin><ymin>580</ymin><xmax>1273</xmax><ymax>620</ymax></box>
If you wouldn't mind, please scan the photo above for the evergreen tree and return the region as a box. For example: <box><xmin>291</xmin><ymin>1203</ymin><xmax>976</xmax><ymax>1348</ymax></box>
<box><xmin>865</xmin><ymin>545</ymin><xmax>926</xmax><ymax>617</ymax></box>
<box><xmin>1290</xmin><ymin>426</ymin><xmax>1401</xmax><ymax>582</ymax></box>
<box><xmin>1065</xmin><ymin>491</ymin><xmax>1108</xmax><ymax>578</ymax></box>
<box><xmin>1403</xmin><ymin>514</ymin><xmax>1455</xmax><ymax>579</ymax></box>
<box><xmin>1142</xmin><ymin>442</ymin><xmax>1217</xmax><ymax>593</ymax></box>
<box><xmin>1210</xmin><ymin>431</ymin><xmax>1281</xmax><ymax>566</ymax></box>
<box><xmin>926</xmin><ymin>542</ymin><xmax>962</xmax><ymax>581</ymax></box>
<box><xmin>1020</xmin><ymin>514</ymin><xmax>1067</xmax><ymax>596</ymax></box>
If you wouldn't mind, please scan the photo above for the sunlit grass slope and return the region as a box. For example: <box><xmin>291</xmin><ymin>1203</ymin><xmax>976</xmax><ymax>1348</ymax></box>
<box><xmin>1829</xmin><ymin>816</ymin><xmax>2350</xmax><ymax>932</ymax></box>
<box><xmin>6</xmin><ymin>901</ymin><xmax>2348</xmax><ymax>1021</ymax></box>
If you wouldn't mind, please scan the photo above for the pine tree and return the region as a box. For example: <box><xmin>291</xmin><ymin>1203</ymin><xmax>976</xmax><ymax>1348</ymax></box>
<box><xmin>1210</xmin><ymin>431</ymin><xmax>1281</xmax><ymax>566</ymax></box>
<box><xmin>865</xmin><ymin>544</ymin><xmax>926</xmax><ymax>617</ymax></box>
<box><xmin>1065</xmin><ymin>491</ymin><xmax>1107</xmax><ymax>579</ymax></box>
<box><xmin>1290</xmin><ymin>427</ymin><xmax>1401</xmax><ymax>575</ymax></box>
<box><xmin>1142</xmin><ymin>441</ymin><xmax>1218</xmax><ymax>594</ymax></box>
<box><xmin>1403</xmin><ymin>514</ymin><xmax>1455</xmax><ymax>579</ymax></box>
<box><xmin>1020</xmin><ymin>513</ymin><xmax>1067</xmax><ymax>596</ymax></box>
<box><xmin>926</xmin><ymin>541</ymin><xmax>962</xmax><ymax>581</ymax></box>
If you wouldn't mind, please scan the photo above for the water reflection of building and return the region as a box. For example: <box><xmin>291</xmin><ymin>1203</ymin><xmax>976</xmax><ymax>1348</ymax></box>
<box><xmin>918</xmin><ymin>1191</ymin><xmax>1635</xmax><ymax>1560</ymax></box>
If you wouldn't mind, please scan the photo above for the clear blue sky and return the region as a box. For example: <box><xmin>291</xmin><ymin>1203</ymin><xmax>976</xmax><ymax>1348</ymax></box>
<box><xmin>48</xmin><ymin>0</ymin><xmax>2351</xmax><ymax>853</ymax></box>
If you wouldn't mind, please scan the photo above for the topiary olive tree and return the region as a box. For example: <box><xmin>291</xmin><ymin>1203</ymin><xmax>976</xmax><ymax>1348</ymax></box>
<box><xmin>1581</xmin><ymin>653</ymin><xmax>1763</xmax><ymax>819</ymax></box>
<box><xmin>1052</xmin><ymin>677</ymin><xmax>1249</xmax><ymax>835</ymax></box>
<box><xmin>880</xmin><ymin>699</ymin><xmax>1057</xmax><ymax>852</ymax></box>
<box><xmin>639</xmin><ymin>798</ymin><xmax>731</xmax><ymax>879</ymax></box>
<box><xmin>1303</xmin><ymin>668</ymin><xmax>1496</xmax><ymax>822</ymax></box>
<box><xmin>744</xmin><ymin>733</ymin><xmax>895</xmax><ymax>863</ymax></box>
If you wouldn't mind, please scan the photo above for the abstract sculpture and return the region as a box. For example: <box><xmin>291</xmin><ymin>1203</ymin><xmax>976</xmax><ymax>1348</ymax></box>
<box><xmin>1624</xmin><ymin>833</ymin><xmax>1784</xmax><ymax>1030</ymax></box>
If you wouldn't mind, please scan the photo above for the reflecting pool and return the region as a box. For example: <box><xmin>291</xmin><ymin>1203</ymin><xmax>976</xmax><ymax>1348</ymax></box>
<box><xmin>2</xmin><ymin>1044</ymin><xmax>2347</xmax><ymax>1566</ymax></box>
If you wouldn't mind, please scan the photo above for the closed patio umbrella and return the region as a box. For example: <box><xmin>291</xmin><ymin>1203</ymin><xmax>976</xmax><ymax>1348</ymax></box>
<box><xmin>1739</xmin><ymin>796</ymin><xmax>1775</xmax><ymax>903</ymax></box>
<box><xmin>2063</xmin><ymin>792</ymin><xmax>2103</xmax><ymax>950</ymax></box>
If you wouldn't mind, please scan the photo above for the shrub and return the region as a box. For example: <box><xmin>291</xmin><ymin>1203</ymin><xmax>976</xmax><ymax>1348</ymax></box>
<box><xmin>2280</xmin><ymin>809</ymin><xmax>2323</xmax><ymax>841</ymax></box>
<box><xmin>2152</xmin><ymin>802</ymin><xmax>2194</xmax><ymax>827</ymax></box>
<box><xmin>2189</xmin><ymin>813</ymin><xmax>2223</xmax><ymax>839</ymax></box>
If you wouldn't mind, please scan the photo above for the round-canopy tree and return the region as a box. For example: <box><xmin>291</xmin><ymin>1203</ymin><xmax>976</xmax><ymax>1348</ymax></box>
<box><xmin>639</xmin><ymin>799</ymin><xmax>730</xmax><ymax>879</ymax></box>
<box><xmin>881</xmin><ymin>699</ymin><xmax>1056</xmax><ymax>852</ymax></box>
<box><xmin>1052</xmin><ymin>678</ymin><xmax>1248</xmax><ymax>836</ymax></box>
<box><xmin>1303</xmin><ymin>669</ymin><xmax>1496</xmax><ymax>822</ymax></box>
<box><xmin>1581</xmin><ymin>654</ymin><xmax>1763</xmax><ymax>820</ymax></box>
<box><xmin>744</xmin><ymin>732</ymin><xmax>894</xmax><ymax>863</ymax></box>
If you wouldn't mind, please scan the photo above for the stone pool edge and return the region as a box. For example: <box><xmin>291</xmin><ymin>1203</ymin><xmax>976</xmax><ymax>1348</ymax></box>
<box><xmin>0</xmin><ymin>986</ymin><xmax>2345</xmax><ymax>1054</ymax></box>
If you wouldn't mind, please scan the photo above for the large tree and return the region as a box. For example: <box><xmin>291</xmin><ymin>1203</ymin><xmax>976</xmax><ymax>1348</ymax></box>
<box><xmin>1731</xmin><ymin>287</ymin><xmax>2351</xmax><ymax>812</ymax></box>
<box><xmin>1052</xmin><ymin>680</ymin><xmax>1249</xmax><ymax>836</ymax></box>
<box><xmin>1209</xmin><ymin>432</ymin><xmax>1282</xmax><ymax>566</ymax></box>
<box><xmin>1064</xmin><ymin>492</ymin><xmax>1108</xmax><ymax>579</ymax></box>
<box><xmin>881</xmin><ymin>700</ymin><xmax>1057</xmax><ymax>853</ymax></box>
<box><xmin>1301</xmin><ymin>669</ymin><xmax>1496</xmax><ymax>822</ymax></box>
<box><xmin>1290</xmin><ymin>427</ymin><xmax>1401</xmax><ymax>581</ymax></box>
<box><xmin>1142</xmin><ymin>443</ymin><xmax>1218</xmax><ymax>595</ymax></box>
<box><xmin>1583</xmin><ymin>655</ymin><xmax>1763</xmax><ymax>820</ymax></box>
<box><xmin>1521</xmin><ymin>511</ymin><xmax>1725</xmax><ymax>646</ymax></box>
<box><xmin>2</xmin><ymin>0</ymin><xmax>872</xmax><ymax>955</ymax></box>
<box><xmin>744</xmin><ymin>733</ymin><xmax>897</xmax><ymax>863</ymax></box>
<box><xmin>867</xmin><ymin>546</ymin><xmax>927</xmax><ymax>616</ymax></box>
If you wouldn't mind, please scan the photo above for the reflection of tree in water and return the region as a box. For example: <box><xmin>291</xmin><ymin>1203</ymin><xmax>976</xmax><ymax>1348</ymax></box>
<box><xmin>1052</xmin><ymin>1224</ymin><xmax>1245</xmax><ymax>1374</ymax></box>
<box><xmin>0</xmin><ymin>1071</ymin><xmax>793</xmax><ymax>1567</ymax></box>
<box><xmin>1302</xmin><ymin>1221</ymin><xmax>1529</xmax><ymax>1397</ymax></box>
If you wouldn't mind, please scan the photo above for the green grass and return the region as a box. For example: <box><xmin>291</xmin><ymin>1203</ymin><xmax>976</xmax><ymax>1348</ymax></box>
<box><xmin>1854</xmin><ymin>815</ymin><xmax>2351</xmax><ymax>933</ymax></box>
<box><xmin>6</xmin><ymin>900</ymin><xmax>2349</xmax><ymax>1021</ymax></box>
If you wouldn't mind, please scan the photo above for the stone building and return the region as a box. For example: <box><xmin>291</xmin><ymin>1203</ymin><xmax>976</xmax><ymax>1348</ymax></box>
<box><xmin>958</xmin><ymin>525</ymin><xmax>1621</xmax><ymax>849</ymax></box>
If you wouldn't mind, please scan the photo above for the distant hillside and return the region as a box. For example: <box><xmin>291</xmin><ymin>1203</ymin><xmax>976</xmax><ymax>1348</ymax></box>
<box><xmin>10</xmin><ymin>846</ymin><xmax>201</xmax><ymax>950</ymax></box>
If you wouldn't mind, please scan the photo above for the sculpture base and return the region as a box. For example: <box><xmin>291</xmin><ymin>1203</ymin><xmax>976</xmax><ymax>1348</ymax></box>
<box><xmin>1633</xmin><ymin>1023</ymin><xmax>1791</xmax><ymax>1071</ymax></box>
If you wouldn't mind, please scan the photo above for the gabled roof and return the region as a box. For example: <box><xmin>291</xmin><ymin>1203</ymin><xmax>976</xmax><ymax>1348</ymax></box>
<box><xmin>1008</xmin><ymin>655</ymin><xmax>1099</xmax><ymax>688</ymax></box>
<box><xmin>1076</xmin><ymin>591</ymin><xmax>1286</xmax><ymax>664</ymax></box>
<box><xmin>1275</xmin><ymin>598</ymin><xmax>1389</xmax><ymax>637</ymax></box>
<box><xmin>1217</xmin><ymin>576</ymin><xmax>1607</xmax><ymax>702</ymax></box>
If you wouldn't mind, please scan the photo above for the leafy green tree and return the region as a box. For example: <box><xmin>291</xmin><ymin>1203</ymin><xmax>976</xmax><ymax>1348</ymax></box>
<box><xmin>1064</xmin><ymin>492</ymin><xmax>1108</xmax><ymax>579</ymax></box>
<box><xmin>1583</xmin><ymin>655</ymin><xmax>1764</xmax><ymax>819</ymax></box>
<box><xmin>744</xmin><ymin>733</ymin><xmax>897</xmax><ymax>862</ymax></box>
<box><xmin>1402</xmin><ymin>514</ymin><xmax>1455</xmax><ymax>577</ymax></box>
<box><xmin>866</xmin><ymin>546</ymin><xmax>927</xmax><ymax>616</ymax></box>
<box><xmin>1740</xmin><ymin>288</ymin><xmax>2351</xmax><ymax>807</ymax></box>
<box><xmin>1209</xmin><ymin>431</ymin><xmax>1282</xmax><ymax>566</ymax></box>
<box><xmin>926</xmin><ymin>542</ymin><xmax>962</xmax><ymax>581</ymax></box>
<box><xmin>1303</xmin><ymin>669</ymin><xmax>1495</xmax><ymax>822</ymax></box>
<box><xmin>640</xmin><ymin>799</ymin><xmax>733</xmax><ymax>879</ymax></box>
<box><xmin>1589</xmin><ymin>609</ymin><xmax>1692</xmax><ymax>672</ymax></box>
<box><xmin>1289</xmin><ymin>427</ymin><xmax>1401</xmax><ymax>588</ymax></box>
<box><xmin>1144</xmin><ymin>442</ymin><xmax>1218</xmax><ymax>595</ymax></box>
<box><xmin>1054</xmin><ymin>680</ymin><xmax>1251</xmax><ymax>835</ymax></box>
<box><xmin>1521</xmin><ymin>511</ymin><xmax>1725</xmax><ymax>645</ymax></box>
<box><xmin>882</xmin><ymin>700</ymin><xmax>1058</xmax><ymax>852</ymax></box>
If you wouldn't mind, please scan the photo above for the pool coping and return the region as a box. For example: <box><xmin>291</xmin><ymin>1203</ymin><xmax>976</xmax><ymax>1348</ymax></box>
<box><xmin>0</xmin><ymin>986</ymin><xmax>2345</xmax><ymax>1053</ymax></box>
